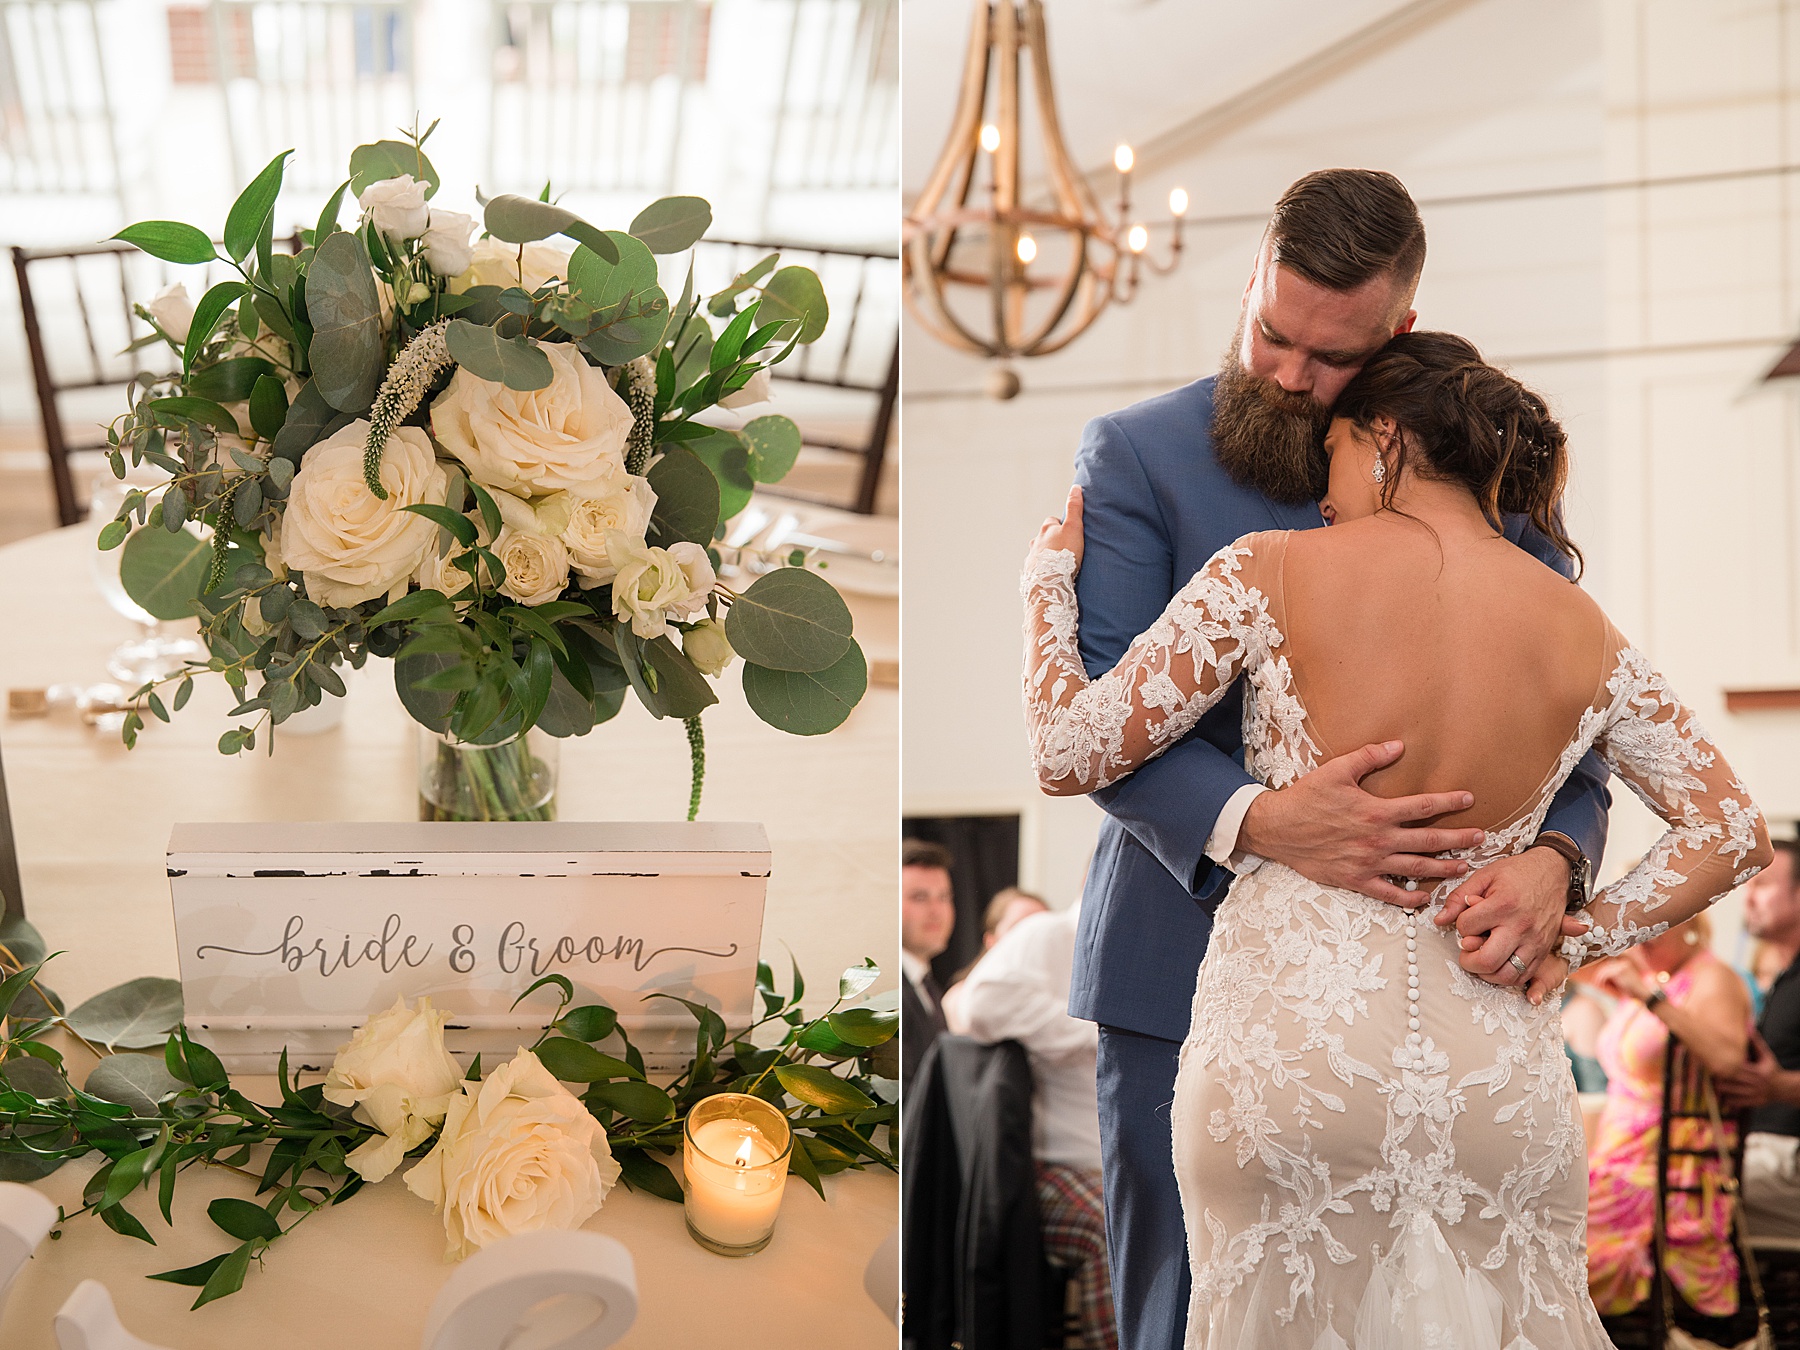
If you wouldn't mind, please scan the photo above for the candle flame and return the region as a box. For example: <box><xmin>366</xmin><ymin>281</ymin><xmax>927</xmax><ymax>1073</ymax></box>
<box><xmin>733</xmin><ymin>1136</ymin><xmax>756</xmax><ymax>1168</ymax></box>
<box><xmin>980</xmin><ymin>123</ymin><xmax>1001</xmax><ymax>154</ymax></box>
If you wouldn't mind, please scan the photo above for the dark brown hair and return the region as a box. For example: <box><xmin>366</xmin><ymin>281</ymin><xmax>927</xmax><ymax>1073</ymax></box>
<box><xmin>1772</xmin><ymin>836</ymin><xmax>1800</xmax><ymax>884</ymax></box>
<box><xmin>1331</xmin><ymin>331</ymin><xmax>1581</xmax><ymax>572</ymax></box>
<box><xmin>902</xmin><ymin>838</ymin><xmax>953</xmax><ymax>872</ymax></box>
<box><xmin>1267</xmin><ymin>169</ymin><xmax>1426</xmax><ymax>302</ymax></box>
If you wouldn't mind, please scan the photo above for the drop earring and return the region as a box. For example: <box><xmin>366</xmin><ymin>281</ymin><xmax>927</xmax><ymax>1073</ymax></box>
<box><xmin>1371</xmin><ymin>456</ymin><xmax>1386</xmax><ymax>485</ymax></box>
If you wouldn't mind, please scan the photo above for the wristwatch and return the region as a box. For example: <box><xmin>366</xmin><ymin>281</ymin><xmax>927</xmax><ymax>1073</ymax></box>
<box><xmin>1533</xmin><ymin>830</ymin><xmax>1593</xmax><ymax>912</ymax></box>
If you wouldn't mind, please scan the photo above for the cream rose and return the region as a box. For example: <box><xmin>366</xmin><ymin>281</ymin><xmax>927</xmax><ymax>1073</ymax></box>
<box><xmin>421</xmin><ymin>210</ymin><xmax>476</xmax><ymax>277</ymax></box>
<box><xmin>493</xmin><ymin>524</ymin><xmax>571</xmax><ymax>607</ymax></box>
<box><xmin>279</xmin><ymin>422</ymin><xmax>447</xmax><ymax>608</ymax></box>
<box><xmin>451</xmin><ymin>237</ymin><xmax>572</xmax><ymax>295</ymax></box>
<box><xmin>146</xmin><ymin>282</ymin><xmax>194</xmax><ymax>343</ymax></box>
<box><xmin>413</xmin><ymin>511</ymin><xmax>487</xmax><ymax>607</ymax></box>
<box><xmin>360</xmin><ymin>174</ymin><xmax>431</xmax><ymax>242</ymax></box>
<box><xmin>562</xmin><ymin>475</ymin><xmax>656</xmax><ymax>587</ymax></box>
<box><xmin>606</xmin><ymin>531</ymin><xmax>715</xmax><ymax>639</ymax></box>
<box><xmin>682</xmin><ymin>617</ymin><xmax>735</xmax><ymax>676</ymax></box>
<box><xmin>719</xmin><ymin>367</ymin><xmax>774</xmax><ymax>410</ymax></box>
<box><xmin>430</xmin><ymin>340</ymin><xmax>633</xmax><ymax>497</ymax></box>
<box><xmin>323</xmin><ymin>996</ymin><xmax>464</xmax><ymax>1184</ymax></box>
<box><xmin>404</xmin><ymin>1048</ymin><xmax>621</xmax><ymax>1261</ymax></box>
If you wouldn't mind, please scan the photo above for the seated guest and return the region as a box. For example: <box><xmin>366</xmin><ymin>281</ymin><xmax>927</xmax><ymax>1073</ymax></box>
<box><xmin>960</xmin><ymin>903</ymin><xmax>1116</xmax><ymax>1350</ymax></box>
<box><xmin>1586</xmin><ymin>912</ymin><xmax>1751</xmax><ymax>1326</ymax></box>
<box><xmin>1717</xmin><ymin>838</ymin><xmax>1800</xmax><ymax>1241</ymax></box>
<box><xmin>901</xmin><ymin>838</ymin><xmax>956</xmax><ymax>1089</ymax></box>
<box><xmin>941</xmin><ymin>887</ymin><xmax>1049</xmax><ymax>1035</ymax></box>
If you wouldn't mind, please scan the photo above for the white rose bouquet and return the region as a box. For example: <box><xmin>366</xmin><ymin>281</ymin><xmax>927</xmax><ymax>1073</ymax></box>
<box><xmin>101</xmin><ymin>125</ymin><xmax>863</xmax><ymax>818</ymax></box>
<box><xmin>0</xmin><ymin>925</ymin><xmax>897</xmax><ymax>1310</ymax></box>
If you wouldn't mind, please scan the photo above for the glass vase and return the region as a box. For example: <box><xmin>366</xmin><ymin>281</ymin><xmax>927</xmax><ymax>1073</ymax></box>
<box><xmin>417</xmin><ymin>727</ymin><xmax>559</xmax><ymax>822</ymax></box>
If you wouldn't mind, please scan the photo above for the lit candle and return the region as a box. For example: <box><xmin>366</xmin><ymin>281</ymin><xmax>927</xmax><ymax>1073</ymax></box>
<box><xmin>682</xmin><ymin>1093</ymin><xmax>792</xmax><ymax>1256</ymax></box>
<box><xmin>1113</xmin><ymin>143</ymin><xmax>1135</xmax><ymax>175</ymax></box>
<box><xmin>1127</xmin><ymin>223</ymin><xmax>1149</xmax><ymax>254</ymax></box>
<box><xmin>1168</xmin><ymin>187</ymin><xmax>1189</xmax><ymax>217</ymax></box>
<box><xmin>1016</xmin><ymin>232</ymin><xmax>1038</xmax><ymax>264</ymax></box>
<box><xmin>980</xmin><ymin>123</ymin><xmax>1001</xmax><ymax>155</ymax></box>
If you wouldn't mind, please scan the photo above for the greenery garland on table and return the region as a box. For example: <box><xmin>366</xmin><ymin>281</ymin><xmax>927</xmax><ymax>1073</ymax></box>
<box><xmin>97</xmin><ymin>121</ymin><xmax>868</xmax><ymax>820</ymax></box>
<box><xmin>0</xmin><ymin>917</ymin><xmax>897</xmax><ymax>1308</ymax></box>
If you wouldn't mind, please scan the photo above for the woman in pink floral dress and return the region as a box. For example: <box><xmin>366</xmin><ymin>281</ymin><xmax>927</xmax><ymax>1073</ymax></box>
<box><xmin>1585</xmin><ymin>913</ymin><xmax>1753</xmax><ymax>1320</ymax></box>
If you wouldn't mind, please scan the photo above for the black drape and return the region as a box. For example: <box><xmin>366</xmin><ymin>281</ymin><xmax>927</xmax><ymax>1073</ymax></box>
<box><xmin>902</xmin><ymin>813</ymin><xmax>1020</xmax><ymax>989</ymax></box>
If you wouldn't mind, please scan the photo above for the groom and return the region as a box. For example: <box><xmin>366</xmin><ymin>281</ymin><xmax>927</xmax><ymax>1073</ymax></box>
<box><xmin>1068</xmin><ymin>168</ymin><xmax>1612</xmax><ymax>1350</ymax></box>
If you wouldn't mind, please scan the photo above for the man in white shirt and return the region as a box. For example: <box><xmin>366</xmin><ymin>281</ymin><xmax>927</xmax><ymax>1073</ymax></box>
<box><xmin>962</xmin><ymin>903</ymin><xmax>1116</xmax><ymax>1350</ymax></box>
<box><xmin>902</xmin><ymin>838</ymin><xmax>956</xmax><ymax>1088</ymax></box>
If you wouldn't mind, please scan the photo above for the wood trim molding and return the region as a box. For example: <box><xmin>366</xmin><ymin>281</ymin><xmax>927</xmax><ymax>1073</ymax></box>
<box><xmin>1725</xmin><ymin>689</ymin><xmax>1800</xmax><ymax>713</ymax></box>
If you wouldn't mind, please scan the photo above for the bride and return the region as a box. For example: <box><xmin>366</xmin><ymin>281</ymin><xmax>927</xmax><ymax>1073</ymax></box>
<box><xmin>1021</xmin><ymin>331</ymin><xmax>1772</xmax><ymax>1349</ymax></box>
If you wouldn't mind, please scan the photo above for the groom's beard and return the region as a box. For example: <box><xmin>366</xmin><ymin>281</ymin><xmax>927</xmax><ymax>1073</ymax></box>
<box><xmin>1211</xmin><ymin>335</ymin><xmax>1333</xmax><ymax>506</ymax></box>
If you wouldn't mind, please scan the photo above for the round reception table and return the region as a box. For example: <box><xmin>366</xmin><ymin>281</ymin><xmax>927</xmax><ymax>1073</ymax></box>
<box><xmin>0</xmin><ymin>523</ymin><xmax>899</xmax><ymax>1349</ymax></box>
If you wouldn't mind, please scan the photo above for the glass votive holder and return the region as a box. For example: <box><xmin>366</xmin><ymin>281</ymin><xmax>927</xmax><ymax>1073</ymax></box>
<box><xmin>682</xmin><ymin>1092</ymin><xmax>793</xmax><ymax>1256</ymax></box>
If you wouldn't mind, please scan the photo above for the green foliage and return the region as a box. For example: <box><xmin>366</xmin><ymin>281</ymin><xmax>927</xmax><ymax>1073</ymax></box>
<box><xmin>119</xmin><ymin>526</ymin><xmax>210</xmax><ymax>621</ymax></box>
<box><xmin>645</xmin><ymin>444</ymin><xmax>720</xmax><ymax>547</ymax></box>
<box><xmin>724</xmin><ymin>566</ymin><xmax>855</xmax><ymax>672</ymax></box>
<box><xmin>223</xmin><ymin>150</ymin><xmax>291</xmax><ymax>263</ymax></box>
<box><xmin>628</xmin><ymin>196</ymin><xmax>712</xmax><ymax>253</ymax></box>
<box><xmin>483</xmin><ymin>194</ymin><xmax>620</xmax><ymax>264</ymax></box>
<box><xmin>65</xmin><ymin>978</ymin><xmax>184</xmax><ymax>1051</ymax></box>
<box><xmin>742</xmin><ymin>640</ymin><xmax>868</xmax><ymax>736</ymax></box>
<box><xmin>306</xmin><ymin>231</ymin><xmax>383</xmax><ymax>412</ymax></box>
<box><xmin>741</xmin><ymin>415</ymin><xmax>803</xmax><ymax>484</ymax></box>
<box><xmin>347</xmin><ymin>139</ymin><xmax>440</xmax><ymax>198</ymax></box>
<box><xmin>758</xmin><ymin>266</ymin><xmax>829</xmax><ymax>344</ymax></box>
<box><xmin>113</xmin><ymin>222</ymin><xmax>216</xmax><ymax>265</ymax></box>
<box><xmin>443</xmin><ymin>319</ymin><xmax>553</xmax><ymax>392</ymax></box>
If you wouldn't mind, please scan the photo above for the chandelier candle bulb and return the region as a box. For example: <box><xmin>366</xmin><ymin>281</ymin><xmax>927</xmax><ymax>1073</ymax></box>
<box><xmin>1127</xmin><ymin>224</ymin><xmax>1149</xmax><ymax>254</ymax></box>
<box><xmin>682</xmin><ymin>1093</ymin><xmax>793</xmax><ymax>1255</ymax></box>
<box><xmin>1113</xmin><ymin>143</ymin><xmax>1134</xmax><ymax>174</ymax></box>
<box><xmin>1016</xmin><ymin>232</ymin><xmax>1038</xmax><ymax>264</ymax></box>
<box><xmin>979</xmin><ymin>122</ymin><xmax>1001</xmax><ymax>154</ymax></box>
<box><xmin>1169</xmin><ymin>187</ymin><xmax>1189</xmax><ymax>216</ymax></box>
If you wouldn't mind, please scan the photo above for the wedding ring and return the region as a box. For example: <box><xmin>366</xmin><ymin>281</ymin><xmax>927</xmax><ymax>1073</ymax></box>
<box><xmin>1507</xmin><ymin>953</ymin><xmax>1530</xmax><ymax>977</ymax></box>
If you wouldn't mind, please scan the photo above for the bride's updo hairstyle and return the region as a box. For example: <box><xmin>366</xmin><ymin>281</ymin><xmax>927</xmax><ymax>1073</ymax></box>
<box><xmin>1331</xmin><ymin>331</ymin><xmax>1580</xmax><ymax>573</ymax></box>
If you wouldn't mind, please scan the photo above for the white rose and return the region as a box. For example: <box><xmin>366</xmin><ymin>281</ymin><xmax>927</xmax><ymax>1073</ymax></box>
<box><xmin>682</xmin><ymin>617</ymin><xmax>734</xmax><ymax>676</ymax></box>
<box><xmin>606</xmin><ymin>531</ymin><xmax>715</xmax><ymax>639</ymax></box>
<box><xmin>146</xmin><ymin>282</ymin><xmax>194</xmax><ymax>343</ymax></box>
<box><xmin>279</xmin><ymin>422</ymin><xmax>447</xmax><ymax>608</ymax></box>
<box><xmin>451</xmin><ymin>237</ymin><xmax>572</xmax><ymax>295</ymax></box>
<box><xmin>420</xmin><ymin>210</ymin><xmax>476</xmax><ymax>277</ymax></box>
<box><xmin>413</xmin><ymin>512</ymin><xmax>487</xmax><ymax>607</ymax></box>
<box><xmin>360</xmin><ymin>174</ymin><xmax>431</xmax><ymax>243</ymax></box>
<box><xmin>493</xmin><ymin>523</ymin><xmax>571</xmax><ymax>606</ymax></box>
<box><xmin>562</xmin><ymin>475</ymin><xmax>656</xmax><ymax>587</ymax></box>
<box><xmin>719</xmin><ymin>367</ymin><xmax>774</xmax><ymax>410</ymax></box>
<box><xmin>323</xmin><ymin>996</ymin><xmax>465</xmax><ymax>1184</ymax></box>
<box><xmin>430</xmin><ymin>340</ymin><xmax>634</xmax><ymax>497</ymax></box>
<box><xmin>404</xmin><ymin>1048</ymin><xmax>621</xmax><ymax>1261</ymax></box>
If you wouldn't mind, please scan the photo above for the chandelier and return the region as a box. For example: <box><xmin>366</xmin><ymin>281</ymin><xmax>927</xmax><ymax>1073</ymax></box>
<box><xmin>903</xmin><ymin>0</ymin><xmax>1187</xmax><ymax>399</ymax></box>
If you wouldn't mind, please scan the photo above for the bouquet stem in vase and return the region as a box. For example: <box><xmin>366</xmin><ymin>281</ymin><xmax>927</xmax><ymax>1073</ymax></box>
<box><xmin>418</xmin><ymin>727</ymin><xmax>558</xmax><ymax>821</ymax></box>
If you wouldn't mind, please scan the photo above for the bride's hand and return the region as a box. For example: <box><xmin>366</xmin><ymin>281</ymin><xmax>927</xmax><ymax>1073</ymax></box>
<box><xmin>1028</xmin><ymin>485</ymin><xmax>1085</xmax><ymax>569</ymax></box>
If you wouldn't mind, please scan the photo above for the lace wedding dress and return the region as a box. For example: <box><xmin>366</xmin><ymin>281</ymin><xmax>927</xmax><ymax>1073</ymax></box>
<box><xmin>1022</xmin><ymin>529</ymin><xmax>1769</xmax><ymax>1350</ymax></box>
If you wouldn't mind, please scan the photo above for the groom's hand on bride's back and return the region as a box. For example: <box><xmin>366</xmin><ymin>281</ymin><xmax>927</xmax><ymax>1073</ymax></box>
<box><xmin>1027</xmin><ymin>485</ymin><xmax>1085</xmax><ymax>569</ymax></box>
<box><xmin>1236</xmin><ymin>740</ymin><xmax>1483</xmax><ymax>907</ymax></box>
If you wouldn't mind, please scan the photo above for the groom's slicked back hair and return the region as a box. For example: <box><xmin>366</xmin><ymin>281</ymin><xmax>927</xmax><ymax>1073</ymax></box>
<box><xmin>1267</xmin><ymin>169</ymin><xmax>1426</xmax><ymax>301</ymax></box>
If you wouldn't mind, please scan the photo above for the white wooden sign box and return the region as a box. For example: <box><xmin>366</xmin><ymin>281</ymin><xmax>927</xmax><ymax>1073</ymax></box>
<box><xmin>167</xmin><ymin>821</ymin><xmax>770</xmax><ymax>1074</ymax></box>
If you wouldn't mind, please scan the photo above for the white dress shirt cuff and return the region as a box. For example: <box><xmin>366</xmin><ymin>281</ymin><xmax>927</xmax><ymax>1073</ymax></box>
<box><xmin>1205</xmin><ymin>783</ymin><xmax>1270</xmax><ymax>876</ymax></box>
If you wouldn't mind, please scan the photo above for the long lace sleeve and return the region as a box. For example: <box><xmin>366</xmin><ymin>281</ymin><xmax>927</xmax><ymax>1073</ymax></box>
<box><xmin>1561</xmin><ymin>644</ymin><xmax>1773</xmax><ymax>967</ymax></box>
<box><xmin>1022</xmin><ymin>537</ymin><xmax>1280</xmax><ymax>795</ymax></box>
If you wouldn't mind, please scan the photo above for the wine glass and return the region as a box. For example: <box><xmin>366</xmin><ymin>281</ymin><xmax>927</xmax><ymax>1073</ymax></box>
<box><xmin>88</xmin><ymin>471</ymin><xmax>206</xmax><ymax>686</ymax></box>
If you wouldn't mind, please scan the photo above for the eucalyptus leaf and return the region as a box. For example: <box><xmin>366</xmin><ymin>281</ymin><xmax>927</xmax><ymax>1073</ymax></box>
<box><xmin>567</xmin><ymin>233</ymin><xmax>667</xmax><ymax>364</ymax></box>
<box><xmin>644</xmin><ymin>444</ymin><xmax>719</xmax><ymax>548</ymax></box>
<box><xmin>2</xmin><ymin>1054</ymin><xmax>69</xmax><ymax>1100</ymax></box>
<box><xmin>614</xmin><ymin>626</ymin><xmax>718</xmax><ymax>721</ymax></box>
<box><xmin>269</xmin><ymin>380</ymin><xmax>336</xmax><ymax>463</ymax></box>
<box><xmin>742</xmin><ymin>639</ymin><xmax>866</xmax><ymax>735</ymax></box>
<box><xmin>758</xmin><ymin>266</ymin><xmax>829</xmax><ymax>345</ymax></box>
<box><xmin>0</xmin><ymin>913</ymin><xmax>47</xmax><ymax>966</ymax></box>
<box><xmin>188</xmin><ymin>357</ymin><xmax>275</xmax><ymax>405</ymax></box>
<box><xmin>85</xmin><ymin>1053</ymin><xmax>185</xmax><ymax>1116</ymax></box>
<box><xmin>742</xmin><ymin>415</ymin><xmax>803</xmax><ymax>484</ymax></box>
<box><xmin>483</xmin><ymin>195</ymin><xmax>619</xmax><ymax>265</ymax></box>
<box><xmin>306</xmin><ymin>231</ymin><xmax>383</xmax><ymax>412</ymax></box>
<box><xmin>685</xmin><ymin>428</ymin><xmax>753</xmax><ymax>521</ymax></box>
<box><xmin>534</xmin><ymin>665</ymin><xmax>596</xmax><ymax>738</ymax></box>
<box><xmin>348</xmin><ymin>139</ymin><xmax>440</xmax><ymax>198</ymax></box>
<box><xmin>443</xmin><ymin>320</ymin><xmax>553</xmax><ymax>392</ymax></box>
<box><xmin>724</xmin><ymin>567</ymin><xmax>853</xmax><ymax>672</ymax></box>
<box><xmin>628</xmin><ymin>196</ymin><xmax>712</xmax><ymax>253</ymax></box>
<box><xmin>65</xmin><ymin>977</ymin><xmax>184</xmax><ymax>1050</ymax></box>
<box><xmin>120</xmin><ymin>527</ymin><xmax>210</xmax><ymax>621</ymax></box>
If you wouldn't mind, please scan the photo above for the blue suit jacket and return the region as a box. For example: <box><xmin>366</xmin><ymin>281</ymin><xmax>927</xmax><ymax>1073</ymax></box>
<box><xmin>1067</xmin><ymin>376</ymin><xmax>1613</xmax><ymax>1041</ymax></box>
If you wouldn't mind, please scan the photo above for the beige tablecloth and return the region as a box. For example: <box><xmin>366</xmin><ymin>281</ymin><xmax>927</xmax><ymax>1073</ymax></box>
<box><xmin>0</xmin><ymin>524</ymin><xmax>898</xmax><ymax>1348</ymax></box>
